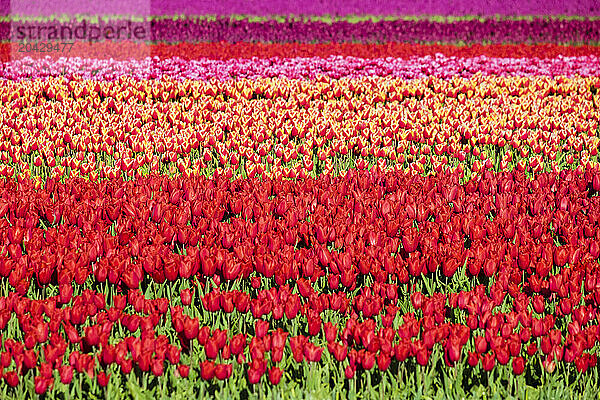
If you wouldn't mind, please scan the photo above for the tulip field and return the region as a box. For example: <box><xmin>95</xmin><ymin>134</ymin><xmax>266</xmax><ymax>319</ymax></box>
<box><xmin>1</xmin><ymin>1</ymin><xmax>600</xmax><ymax>399</ymax></box>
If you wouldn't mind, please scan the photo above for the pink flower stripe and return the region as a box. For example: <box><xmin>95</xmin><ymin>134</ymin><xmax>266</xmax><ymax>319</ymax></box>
<box><xmin>2</xmin><ymin>55</ymin><xmax>599</xmax><ymax>81</ymax></box>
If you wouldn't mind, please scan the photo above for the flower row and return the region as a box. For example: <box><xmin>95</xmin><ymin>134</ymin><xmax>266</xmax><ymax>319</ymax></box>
<box><xmin>2</xmin><ymin>55</ymin><xmax>599</xmax><ymax>81</ymax></box>
<box><xmin>9</xmin><ymin>16</ymin><xmax>600</xmax><ymax>24</ymax></box>
<box><xmin>0</xmin><ymin>168</ymin><xmax>599</xmax><ymax>393</ymax></box>
<box><xmin>0</xmin><ymin>277</ymin><xmax>597</xmax><ymax>393</ymax></box>
<box><xmin>4</xmin><ymin>17</ymin><xmax>600</xmax><ymax>44</ymax></box>
<box><xmin>2</xmin><ymin>43</ymin><xmax>600</xmax><ymax>62</ymax></box>
<box><xmin>1</xmin><ymin>168</ymin><xmax>599</xmax><ymax>290</ymax></box>
<box><xmin>8</xmin><ymin>0</ymin><xmax>600</xmax><ymax>16</ymax></box>
<box><xmin>0</xmin><ymin>276</ymin><xmax>597</xmax><ymax>394</ymax></box>
<box><xmin>0</xmin><ymin>76</ymin><xmax>598</xmax><ymax>181</ymax></box>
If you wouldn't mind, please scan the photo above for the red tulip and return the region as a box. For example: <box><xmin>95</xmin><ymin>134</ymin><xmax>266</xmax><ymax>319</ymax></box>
<box><xmin>34</xmin><ymin>375</ymin><xmax>51</xmax><ymax>395</ymax></box>
<box><xmin>255</xmin><ymin>320</ymin><xmax>269</xmax><ymax>338</ymax></box>
<box><xmin>377</xmin><ymin>352</ymin><xmax>391</xmax><ymax>371</ymax></box>
<box><xmin>588</xmin><ymin>354</ymin><xmax>597</xmax><ymax>368</ymax></box>
<box><xmin>113</xmin><ymin>294</ymin><xmax>127</xmax><ymax>310</ymax></box>
<box><xmin>4</xmin><ymin>371</ymin><xmax>18</xmax><ymax>387</ymax></box>
<box><xmin>178</xmin><ymin>364</ymin><xmax>190</xmax><ymax>378</ymax></box>
<box><xmin>97</xmin><ymin>371</ymin><xmax>110</xmax><ymax>387</ymax></box>
<box><xmin>474</xmin><ymin>336</ymin><xmax>487</xmax><ymax>353</ymax></box>
<box><xmin>361</xmin><ymin>351</ymin><xmax>376</xmax><ymax>370</ymax></box>
<box><xmin>402</xmin><ymin>227</ymin><xmax>419</xmax><ymax>253</ymax></box>
<box><xmin>323</xmin><ymin>322</ymin><xmax>337</xmax><ymax>343</ymax></box>
<box><xmin>590</xmin><ymin>241</ymin><xmax>600</xmax><ymax>258</ymax></box>
<box><xmin>251</xmin><ymin>276</ymin><xmax>261</xmax><ymax>289</ymax></box>
<box><xmin>533</xmin><ymin>295</ymin><xmax>545</xmax><ymax>314</ymax></box>
<box><xmin>235</xmin><ymin>292</ymin><xmax>251</xmax><ymax>313</ymax></box>
<box><xmin>151</xmin><ymin>358</ymin><xmax>164</xmax><ymax>377</ymax></box>
<box><xmin>215</xmin><ymin>363</ymin><xmax>232</xmax><ymax>380</ymax></box>
<box><xmin>284</xmin><ymin>295</ymin><xmax>301</xmax><ymax>319</ymax></box>
<box><xmin>23</xmin><ymin>348</ymin><xmax>38</xmax><ymax>370</ymax></box>
<box><xmin>268</xmin><ymin>367</ymin><xmax>283</xmax><ymax>385</ymax></box>
<box><xmin>60</xmin><ymin>365</ymin><xmax>74</xmax><ymax>384</ymax></box>
<box><xmin>297</xmin><ymin>278</ymin><xmax>313</xmax><ymax>298</ymax></box>
<box><xmin>553</xmin><ymin>246</ymin><xmax>569</xmax><ymax>267</ymax></box>
<box><xmin>495</xmin><ymin>344</ymin><xmax>510</xmax><ymax>366</ymax></box>
<box><xmin>415</xmin><ymin>347</ymin><xmax>429</xmax><ymax>366</ymax></box>
<box><xmin>483</xmin><ymin>259</ymin><xmax>497</xmax><ymax>277</ymax></box>
<box><xmin>248</xmin><ymin>367</ymin><xmax>263</xmax><ymax>384</ymax></box>
<box><xmin>59</xmin><ymin>284</ymin><xmax>74</xmax><ymax>304</ymax></box>
<box><xmin>212</xmin><ymin>329</ymin><xmax>227</xmax><ymax>350</ymax></box>
<box><xmin>512</xmin><ymin>356</ymin><xmax>525</xmax><ymax>375</ymax></box>
<box><xmin>541</xmin><ymin>335</ymin><xmax>553</xmax><ymax>355</ymax></box>
<box><xmin>523</xmin><ymin>340</ymin><xmax>536</xmax><ymax>356</ymax></box>
<box><xmin>180</xmin><ymin>289</ymin><xmax>192</xmax><ymax>306</ymax></box>
<box><xmin>411</xmin><ymin>292</ymin><xmax>425</xmax><ymax>310</ymax></box>
<box><xmin>201</xmin><ymin>256</ymin><xmax>216</xmax><ymax>277</ymax></box>
<box><xmin>183</xmin><ymin>317</ymin><xmax>199</xmax><ymax>341</ymax></box>
<box><xmin>593</xmin><ymin>174</ymin><xmax>600</xmax><ymax>191</ymax></box>
<box><xmin>290</xmin><ymin>336</ymin><xmax>306</xmax><ymax>363</ymax></box>
<box><xmin>221</xmin><ymin>344</ymin><xmax>231</xmax><ymax>360</ymax></box>
<box><xmin>307</xmin><ymin>313</ymin><xmax>322</xmax><ymax>337</ymax></box>
<box><xmin>543</xmin><ymin>355</ymin><xmax>556</xmax><ymax>373</ymax></box>
<box><xmin>575</xmin><ymin>355</ymin><xmax>589</xmax><ymax>373</ymax></box>
<box><xmin>394</xmin><ymin>341</ymin><xmax>410</xmax><ymax>362</ymax></box>
<box><xmin>327</xmin><ymin>342</ymin><xmax>348</xmax><ymax>362</ymax></box>
<box><xmin>121</xmin><ymin>358</ymin><xmax>133</xmax><ymax>374</ymax></box>
<box><xmin>467</xmin><ymin>352</ymin><xmax>479</xmax><ymax>367</ymax></box>
<box><xmin>304</xmin><ymin>343</ymin><xmax>323</xmax><ymax>363</ymax></box>
<box><xmin>442</xmin><ymin>258</ymin><xmax>460</xmax><ymax>278</ymax></box>
<box><xmin>200</xmin><ymin>360</ymin><xmax>215</xmax><ymax>380</ymax></box>
<box><xmin>559</xmin><ymin>298</ymin><xmax>572</xmax><ymax>315</ymax></box>
<box><xmin>205</xmin><ymin>338</ymin><xmax>219</xmax><ymax>360</ymax></box>
<box><xmin>482</xmin><ymin>352</ymin><xmax>495</xmax><ymax>371</ymax></box>
<box><xmin>345</xmin><ymin>365</ymin><xmax>355</xmax><ymax>379</ymax></box>
<box><xmin>271</xmin><ymin>329</ymin><xmax>288</xmax><ymax>363</ymax></box>
<box><xmin>315</xmin><ymin>225</ymin><xmax>328</xmax><ymax>244</ymax></box>
<box><xmin>165</xmin><ymin>345</ymin><xmax>181</xmax><ymax>365</ymax></box>
<box><xmin>328</xmin><ymin>273</ymin><xmax>340</xmax><ymax>290</ymax></box>
<box><xmin>223</xmin><ymin>260</ymin><xmax>242</xmax><ymax>281</ymax></box>
<box><xmin>230</xmin><ymin>334</ymin><xmax>247</xmax><ymax>355</ymax></box>
<box><xmin>0</xmin><ymin>351</ymin><xmax>10</xmax><ymax>369</ymax></box>
<box><xmin>445</xmin><ymin>338</ymin><xmax>462</xmax><ymax>365</ymax></box>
